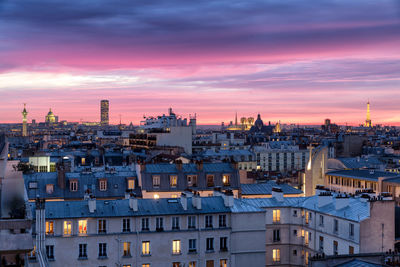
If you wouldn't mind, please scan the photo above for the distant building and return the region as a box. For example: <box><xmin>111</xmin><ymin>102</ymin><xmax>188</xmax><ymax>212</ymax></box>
<box><xmin>365</xmin><ymin>101</ymin><xmax>372</xmax><ymax>127</ymax></box>
<box><xmin>45</xmin><ymin>108</ymin><xmax>56</xmax><ymax>124</ymax></box>
<box><xmin>22</xmin><ymin>103</ymin><xmax>28</xmax><ymax>137</ymax></box>
<box><xmin>100</xmin><ymin>99</ymin><xmax>109</xmax><ymax>126</ymax></box>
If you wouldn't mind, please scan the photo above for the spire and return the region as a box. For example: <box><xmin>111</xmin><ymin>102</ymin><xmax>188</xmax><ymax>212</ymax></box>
<box><xmin>235</xmin><ymin>111</ymin><xmax>238</xmax><ymax>126</ymax></box>
<box><xmin>365</xmin><ymin>100</ymin><xmax>372</xmax><ymax>127</ymax></box>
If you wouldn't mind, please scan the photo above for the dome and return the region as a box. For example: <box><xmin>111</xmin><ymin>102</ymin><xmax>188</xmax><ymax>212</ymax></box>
<box><xmin>47</xmin><ymin>109</ymin><xmax>54</xmax><ymax>116</ymax></box>
<box><xmin>254</xmin><ymin>113</ymin><xmax>264</xmax><ymax>129</ymax></box>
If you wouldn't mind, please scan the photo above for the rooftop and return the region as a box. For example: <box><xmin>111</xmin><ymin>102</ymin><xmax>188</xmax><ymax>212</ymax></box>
<box><xmin>326</xmin><ymin>169</ymin><xmax>398</xmax><ymax>181</ymax></box>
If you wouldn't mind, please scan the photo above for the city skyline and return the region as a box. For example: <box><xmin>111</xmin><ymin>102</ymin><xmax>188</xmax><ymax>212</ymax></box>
<box><xmin>1</xmin><ymin>0</ymin><xmax>400</xmax><ymax>125</ymax></box>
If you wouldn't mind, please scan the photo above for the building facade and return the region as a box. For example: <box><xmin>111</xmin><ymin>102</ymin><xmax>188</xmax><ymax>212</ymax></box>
<box><xmin>101</xmin><ymin>100</ymin><xmax>109</xmax><ymax>126</ymax></box>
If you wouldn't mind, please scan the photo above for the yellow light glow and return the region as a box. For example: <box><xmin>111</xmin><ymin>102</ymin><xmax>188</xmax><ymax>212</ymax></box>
<box><xmin>154</xmin><ymin>194</ymin><xmax>160</xmax><ymax>199</ymax></box>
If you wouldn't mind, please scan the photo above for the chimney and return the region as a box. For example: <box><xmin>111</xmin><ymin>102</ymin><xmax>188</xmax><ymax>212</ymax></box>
<box><xmin>196</xmin><ymin>160</ymin><xmax>203</xmax><ymax>171</ymax></box>
<box><xmin>176</xmin><ymin>160</ymin><xmax>183</xmax><ymax>171</ymax></box>
<box><xmin>272</xmin><ymin>187</ymin><xmax>284</xmax><ymax>202</ymax></box>
<box><xmin>223</xmin><ymin>190</ymin><xmax>234</xmax><ymax>207</ymax></box>
<box><xmin>213</xmin><ymin>187</ymin><xmax>223</xmax><ymax>197</ymax></box>
<box><xmin>88</xmin><ymin>196</ymin><xmax>96</xmax><ymax>213</ymax></box>
<box><xmin>140</xmin><ymin>163</ymin><xmax>146</xmax><ymax>172</ymax></box>
<box><xmin>315</xmin><ymin>185</ymin><xmax>326</xmax><ymax>196</ymax></box>
<box><xmin>125</xmin><ymin>190</ymin><xmax>131</xmax><ymax>199</ymax></box>
<box><xmin>192</xmin><ymin>193</ymin><xmax>202</xmax><ymax>209</ymax></box>
<box><xmin>180</xmin><ymin>193</ymin><xmax>187</xmax><ymax>210</ymax></box>
<box><xmin>57</xmin><ymin>166</ymin><xmax>66</xmax><ymax>189</ymax></box>
<box><xmin>335</xmin><ymin>195</ymin><xmax>349</xmax><ymax>210</ymax></box>
<box><xmin>84</xmin><ymin>189</ymin><xmax>91</xmax><ymax>200</ymax></box>
<box><xmin>317</xmin><ymin>191</ymin><xmax>333</xmax><ymax>208</ymax></box>
<box><xmin>129</xmin><ymin>194</ymin><xmax>138</xmax><ymax>211</ymax></box>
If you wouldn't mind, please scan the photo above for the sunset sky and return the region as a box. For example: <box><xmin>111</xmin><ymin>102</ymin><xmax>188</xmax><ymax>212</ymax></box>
<box><xmin>1</xmin><ymin>0</ymin><xmax>400</xmax><ymax>125</ymax></box>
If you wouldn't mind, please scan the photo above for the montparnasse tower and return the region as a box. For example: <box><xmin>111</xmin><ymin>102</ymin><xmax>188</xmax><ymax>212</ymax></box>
<box><xmin>22</xmin><ymin>103</ymin><xmax>28</xmax><ymax>136</ymax></box>
<box><xmin>364</xmin><ymin>100</ymin><xmax>372</xmax><ymax>127</ymax></box>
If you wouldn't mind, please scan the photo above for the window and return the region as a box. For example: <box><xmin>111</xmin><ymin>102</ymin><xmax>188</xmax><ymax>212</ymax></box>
<box><xmin>349</xmin><ymin>223</ymin><xmax>354</xmax><ymax>237</ymax></box>
<box><xmin>127</xmin><ymin>179</ymin><xmax>135</xmax><ymax>190</ymax></box>
<box><xmin>78</xmin><ymin>220</ymin><xmax>87</xmax><ymax>235</ymax></box>
<box><xmin>207</xmin><ymin>175</ymin><xmax>214</xmax><ymax>187</ymax></box>
<box><xmin>70</xmin><ymin>180</ymin><xmax>78</xmax><ymax>191</ymax></box>
<box><xmin>206</xmin><ymin>260</ymin><xmax>214</xmax><ymax>267</ymax></box>
<box><xmin>172</xmin><ymin>240</ymin><xmax>181</xmax><ymax>254</ymax></box>
<box><xmin>334</xmin><ymin>219</ymin><xmax>338</xmax><ymax>233</ymax></box>
<box><xmin>305</xmin><ymin>231</ymin><xmax>309</xmax><ymax>246</ymax></box>
<box><xmin>172</xmin><ymin>217</ymin><xmax>180</xmax><ymax>230</ymax></box>
<box><xmin>222</xmin><ymin>174</ymin><xmax>230</xmax><ymax>186</ymax></box>
<box><xmin>293</xmin><ymin>249</ymin><xmax>297</xmax><ymax>256</ymax></box>
<box><xmin>273</xmin><ymin>209</ymin><xmax>281</xmax><ymax>223</ymax></box>
<box><xmin>79</xmin><ymin>244</ymin><xmax>87</xmax><ymax>258</ymax></box>
<box><xmin>46</xmin><ymin>184</ymin><xmax>54</xmax><ymax>194</ymax></box>
<box><xmin>39</xmin><ymin>166</ymin><xmax>47</xmax><ymax>172</ymax></box>
<box><xmin>142</xmin><ymin>218</ymin><xmax>150</xmax><ymax>231</ymax></box>
<box><xmin>188</xmin><ymin>216</ymin><xmax>196</xmax><ymax>229</ymax></box>
<box><xmin>305</xmin><ymin>212</ymin><xmax>309</xmax><ymax>224</ymax></box>
<box><xmin>142</xmin><ymin>265</ymin><xmax>150</xmax><ymax>267</ymax></box>
<box><xmin>46</xmin><ymin>245</ymin><xmax>54</xmax><ymax>260</ymax></box>
<box><xmin>349</xmin><ymin>246</ymin><xmax>354</xmax><ymax>254</ymax></box>
<box><xmin>320</xmin><ymin>215</ymin><xmax>324</xmax><ymax>226</ymax></box>
<box><xmin>29</xmin><ymin>246</ymin><xmax>36</xmax><ymax>259</ymax></box>
<box><xmin>99</xmin><ymin>179</ymin><xmax>107</xmax><ymax>191</ymax></box>
<box><xmin>205</xmin><ymin>215</ymin><xmax>213</xmax><ymax>228</ymax></box>
<box><xmin>64</xmin><ymin>221</ymin><xmax>72</xmax><ymax>236</ymax></box>
<box><xmin>220</xmin><ymin>237</ymin><xmax>228</xmax><ymax>251</ymax></box>
<box><xmin>219</xmin><ymin>215</ymin><xmax>226</xmax><ymax>227</ymax></box>
<box><xmin>98</xmin><ymin>243</ymin><xmax>107</xmax><ymax>258</ymax></box>
<box><xmin>293</xmin><ymin>229</ymin><xmax>298</xmax><ymax>236</ymax></box>
<box><xmin>46</xmin><ymin>221</ymin><xmax>54</xmax><ymax>235</ymax></box>
<box><xmin>189</xmin><ymin>239</ymin><xmax>197</xmax><ymax>253</ymax></box>
<box><xmin>206</xmin><ymin>238</ymin><xmax>214</xmax><ymax>251</ymax></box>
<box><xmin>29</xmin><ymin>181</ymin><xmax>38</xmax><ymax>189</ymax></box>
<box><xmin>293</xmin><ymin>210</ymin><xmax>298</xmax><ymax>217</ymax></box>
<box><xmin>187</xmin><ymin>175</ymin><xmax>197</xmax><ymax>187</ymax></box>
<box><xmin>142</xmin><ymin>241</ymin><xmax>150</xmax><ymax>255</ymax></box>
<box><xmin>156</xmin><ymin>217</ymin><xmax>164</xmax><ymax>231</ymax></box>
<box><xmin>333</xmin><ymin>241</ymin><xmax>338</xmax><ymax>255</ymax></box>
<box><xmin>272</xmin><ymin>249</ymin><xmax>280</xmax><ymax>262</ymax></box>
<box><xmin>220</xmin><ymin>259</ymin><xmax>227</xmax><ymax>267</ymax></box>
<box><xmin>123</xmin><ymin>242</ymin><xmax>131</xmax><ymax>257</ymax></box>
<box><xmin>319</xmin><ymin>236</ymin><xmax>324</xmax><ymax>252</ymax></box>
<box><xmin>189</xmin><ymin>262</ymin><xmax>196</xmax><ymax>267</ymax></box>
<box><xmin>170</xmin><ymin>175</ymin><xmax>178</xmax><ymax>187</ymax></box>
<box><xmin>172</xmin><ymin>263</ymin><xmax>181</xmax><ymax>267</ymax></box>
<box><xmin>98</xmin><ymin>220</ymin><xmax>106</xmax><ymax>234</ymax></box>
<box><xmin>273</xmin><ymin>229</ymin><xmax>280</xmax><ymax>242</ymax></box>
<box><xmin>123</xmin><ymin>265</ymin><xmax>131</xmax><ymax>267</ymax></box>
<box><xmin>123</xmin><ymin>218</ymin><xmax>130</xmax><ymax>232</ymax></box>
<box><xmin>152</xmin><ymin>175</ymin><xmax>160</xmax><ymax>187</ymax></box>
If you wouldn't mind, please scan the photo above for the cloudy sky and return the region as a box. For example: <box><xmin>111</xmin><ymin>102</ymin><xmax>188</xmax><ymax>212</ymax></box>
<box><xmin>1</xmin><ymin>0</ymin><xmax>400</xmax><ymax>125</ymax></box>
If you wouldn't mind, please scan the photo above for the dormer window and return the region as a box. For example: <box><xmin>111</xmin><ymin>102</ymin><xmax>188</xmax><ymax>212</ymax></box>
<box><xmin>187</xmin><ymin>175</ymin><xmax>197</xmax><ymax>187</ymax></box>
<box><xmin>70</xmin><ymin>180</ymin><xmax>78</xmax><ymax>192</ymax></box>
<box><xmin>46</xmin><ymin>184</ymin><xmax>54</xmax><ymax>194</ymax></box>
<box><xmin>99</xmin><ymin>179</ymin><xmax>107</xmax><ymax>191</ymax></box>
<box><xmin>127</xmin><ymin>178</ymin><xmax>135</xmax><ymax>190</ymax></box>
<box><xmin>222</xmin><ymin>174</ymin><xmax>230</xmax><ymax>186</ymax></box>
<box><xmin>29</xmin><ymin>181</ymin><xmax>38</xmax><ymax>189</ymax></box>
<box><xmin>170</xmin><ymin>175</ymin><xmax>178</xmax><ymax>188</ymax></box>
<box><xmin>152</xmin><ymin>175</ymin><xmax>160</xmax><ymax>188</ymax></box>
<box><xmin>207</xmin><ymin>175</ymin><xmax>214</xmax><ymax>187</ymax></box>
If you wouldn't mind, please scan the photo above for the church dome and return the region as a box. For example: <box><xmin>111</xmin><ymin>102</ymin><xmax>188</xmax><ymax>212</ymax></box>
<box><xmin>254</xmin><ymin>113</ymin><xmax>264</xmax><ymax>129</ymax></box>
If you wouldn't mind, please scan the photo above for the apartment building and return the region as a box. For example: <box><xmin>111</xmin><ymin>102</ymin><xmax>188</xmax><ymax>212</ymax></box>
<box><xmin>254</xmin><ymin>142</ymin><xmax>309</xmax><ymax>173</ymax></box>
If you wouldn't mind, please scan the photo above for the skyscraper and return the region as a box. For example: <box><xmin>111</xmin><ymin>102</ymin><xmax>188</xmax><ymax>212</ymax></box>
<box><xmin>22</xmin><ymin>103</ymin><xmax>28</xmax><ymax>136</ymax></box>
<box><xmin>100</xmin><ymin>100</ymin><xmax>109</xmax><ymax>126</ymax></box>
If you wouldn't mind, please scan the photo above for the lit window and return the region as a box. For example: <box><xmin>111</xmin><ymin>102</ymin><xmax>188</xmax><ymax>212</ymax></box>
<box><xmin>273</xmin><ymin>209</ymin><xmax>281</xmax><ymax>223</ymax></box>
<box><xmin>349</xmin><ymin>246</ymin><xmax>354</xmax><ymax>254</ymax></box>
<box><xmin>46</xmin><ymin>184</ymin><xmax>54</xmax><ymax>194</ymax></box>
<box><xmin>272</xmin><ymin>248</ymin><xmax>280</xmax><ymax>262</ymax></box>
<box><xmin>170</xmin><ymin>175</ymin><xmax>178</xmax><ymax>187</ymax></box>
<box><xmin>189</xmin><ymin>262</ymin><xmax>196</xmax><ymax>267</ymax></box>
<box><xmin>81</xmin><ymin>158</ymin><xmax>86</xmax><ymax>165</ymax></box>
<box><xmin>172</xmin><ymin>240</ymin><xmax>181</xmax><ymax>254</ymax></box>
<box><xmin>123</xmin><ymin>242</ymin><xmax>131</xmax><ymax>257</ymax></box>
<box><xmin>172</xmin><ymin>263</ymin><xmax>181</xmax><ymax>267</ymax></box>
<box><xmin>70</xmin><ymin>180</ymin><xmax>78</xmax><ymax>192</ymax></box>
<box><xmin>152</xmin><ymin>175</ymin><xmax>160</xmax><ymax>187</ymax></box>
<box><xmin>46</xmin><ymin>221</ymin><xmax>54</xmax><ymax>235</ymax></box>
<box><xmin>206</xmin><ymin>260</ymin><xmax>214</xmax><ymax>267</ymax></box>
<box><xmin>220</xmin><ymin>259</ymin><xmax>227</xmax><ymax>267</ymax></box>
<box><xmin>127</xmin><ymin>179</ymin><xmax>135</xmax><ymax>190</ymax></box>
<box><xmin>142</xmin><ymin>265</ymin><xmax>150</xmax><ymax>267</ymax></box>
<box><xmin>222</xmin><ymin>174</ymin><xmax>230</xmax><ymax>186</ymax></box>
<box><xmin>305</xmin><ymin>212</ymin><xmax>309</xmax><ymax>224</ymax></box>
<box><xmin>78</xmin><ymin>220</ymin><xmax>87</xmax><ymax>235</ymax></box>
<box><xmin>63</xmin><ymin>221</ymin><xmax>72</xmax><ymax>236</ymax></box>
<box><xmin>142</xmin><ymin>241</ymin><xmax>150</xmax><ymax>255</ymax></box>
<box><xmin>99</xmin><ymin>179</ymin><xmax>107</xmax><ymax>191</ymax></box>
